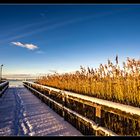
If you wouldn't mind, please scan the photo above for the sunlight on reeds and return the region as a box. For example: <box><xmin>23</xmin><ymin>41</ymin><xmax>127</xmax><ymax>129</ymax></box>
<box><xmin>36</xmin><ymin>56</ymin><xmax>140</xmax><ymax>108</ymax></box>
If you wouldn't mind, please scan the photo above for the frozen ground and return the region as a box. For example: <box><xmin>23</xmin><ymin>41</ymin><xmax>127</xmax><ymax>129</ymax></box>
<box><xmin>0</xmin><ymin>82</ymin><xmax>82</xmax><ymax>136</ymax></box>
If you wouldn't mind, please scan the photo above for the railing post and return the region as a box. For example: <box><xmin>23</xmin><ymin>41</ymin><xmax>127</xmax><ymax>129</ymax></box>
<box><xmin>95</xmin><ymin>105</ymin><xmax>101</xmax><ymax>125</ymax></box>
<box><xmin>83</xmin><ymin>104</ymin><xmax>86</xmax><ymax>117</ymax></box>
<box><xmin>48</xmin><ymin>89</ymin><xmax>51</xmax><ymax>97</ymax></box>
<box><xmin>65</xmin><ymin>94</ymin><xmax>69</xmax><ymax>107</ymax></box>
<box><xmin>62</xmin><ymin>92</ymin><xmax>65</xmax><ymax>119</ymax></box>
<box><xmin>48</xmin><ymin>90</ymin><xmax>51</xmax><ymax>106</ymax></box>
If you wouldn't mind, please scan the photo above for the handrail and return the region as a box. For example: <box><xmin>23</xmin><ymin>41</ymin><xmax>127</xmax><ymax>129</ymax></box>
<box><xmin>0</xmin><ymin>81</ymin><xmax>9</xmax><ymax>88</ymax></box>
<box><xmin>23</xmin><ymin>81</ymin><xmax>140</xmax><ymax>117</ymax></box>
<box><xmin>23</xmin><ymin>82</ymin><xmax>118</xmax><ymax>136</ymax></box>
<box><xmin>0</xmin><ymin>81</ymin><xmax>9</xmax><ymax>96</ymax></box>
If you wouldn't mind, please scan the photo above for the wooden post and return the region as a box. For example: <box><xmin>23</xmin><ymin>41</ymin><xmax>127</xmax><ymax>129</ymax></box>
<box><xmin>48</xmin><ymin>90</ymin><xmax>51</xmax><ymax>106</ymax></box>
<box><xmin>48</xmin><ymin>90</ymin><xmax>51</xmax><ymax>96</ymax></box>
<box><xmin>95</xmin><ymin>105</ymin><xmax>101</xmax><ymax>125</ymax></box>
<box><xmin>65</xmin><ymin>94</ymin><xmax>69</xmax><ymax>107</ymax></box>
<box><xmin>83</xmin><ymin>104</ymin><xmax>86</xmax><ymax>117</ymax></box>
<box><xmin>95</xmin><ymin>105</ymin><xmax>102</xmax><ymax>135</ymax></box>
<box><xmin>62</xmin><ymin>92</ymin><xmax>65</xmax><ymax>119</ymax></box>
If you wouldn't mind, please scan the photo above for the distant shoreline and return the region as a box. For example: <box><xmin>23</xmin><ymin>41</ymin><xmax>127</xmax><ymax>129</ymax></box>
<box><xmin>7</xmin><ymin>79</ymin><xmax>36</xmax><ymax>81</ymax></box>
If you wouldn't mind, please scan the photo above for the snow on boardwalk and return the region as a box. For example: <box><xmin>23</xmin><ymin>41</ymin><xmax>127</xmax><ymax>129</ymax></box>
<box><xmin>0</xmin><ymin>85</ymin><xmax>82</xmax><ymax>136</ymax></box>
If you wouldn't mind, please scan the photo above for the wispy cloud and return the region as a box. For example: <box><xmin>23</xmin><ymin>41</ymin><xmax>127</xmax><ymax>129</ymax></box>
<box><xmin>11</xmin><ymin>41</ymin><xmax>38</xmax><ymax>50</ymax></box>
<box><xmin>0</xmin><ymin>8</ymin><xmax>133</xmax><ymax>45</ymax></box>
<box><xmin>36</xmin><ymin>50</ymin><xmax>45</xmax><ymax>54</ymax></box>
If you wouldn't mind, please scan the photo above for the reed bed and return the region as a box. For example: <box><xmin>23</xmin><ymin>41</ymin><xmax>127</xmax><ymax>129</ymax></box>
<box><xmin>36</xmin><ymin>56</ymin><xmax>140</xmax><ymax>108</ymax></box>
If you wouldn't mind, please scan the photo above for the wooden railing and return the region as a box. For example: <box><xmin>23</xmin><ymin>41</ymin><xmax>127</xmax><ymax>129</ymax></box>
<box><xmin>0</xmin><ymin>81</ymin><xmax>9</xmax><ymax>97</ymax></box>
<box><xmin>23</xmin><ymin>81</ymin><xmax>140</xmax><ymax>136</ymax></box>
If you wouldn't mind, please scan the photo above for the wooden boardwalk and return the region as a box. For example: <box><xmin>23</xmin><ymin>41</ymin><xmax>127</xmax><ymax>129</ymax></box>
<box><xmin>0</xmin><ymin>84</ymin><xmax>82</xmax><ymax>136</ymax></box>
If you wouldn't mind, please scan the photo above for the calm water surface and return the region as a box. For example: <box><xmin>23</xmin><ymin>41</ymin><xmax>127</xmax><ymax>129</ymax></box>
<box><xmin>8</xmin><ymin>80</ymin><xmax>35</xmax><ymax>87</ymax></box>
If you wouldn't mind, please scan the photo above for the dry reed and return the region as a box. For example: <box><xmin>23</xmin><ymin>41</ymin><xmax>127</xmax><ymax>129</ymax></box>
<box><xmin>36</xmin><ymin>56</ymin><xmax>140</xmax><ymax>107</ymax></box>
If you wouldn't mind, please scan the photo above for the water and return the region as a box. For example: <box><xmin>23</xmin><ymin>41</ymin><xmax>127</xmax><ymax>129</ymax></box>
<box><xmin>8</xmin><ymin>80</ymin><xmax>35</xmax><ymax>87</ymax></box>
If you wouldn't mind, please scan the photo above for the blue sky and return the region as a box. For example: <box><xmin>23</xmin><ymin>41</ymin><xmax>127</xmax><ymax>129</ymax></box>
<box><xmin>0</xmin><ymin>4</ymin><xmax>140</xmax><ymax>75</ymax></box>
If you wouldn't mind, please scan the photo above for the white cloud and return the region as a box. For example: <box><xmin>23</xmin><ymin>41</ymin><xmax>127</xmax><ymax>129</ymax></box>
<box><xmin>11</xmin><ymin>41</ymin><xmax>38</xmax><ymax>50</ymax></box>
